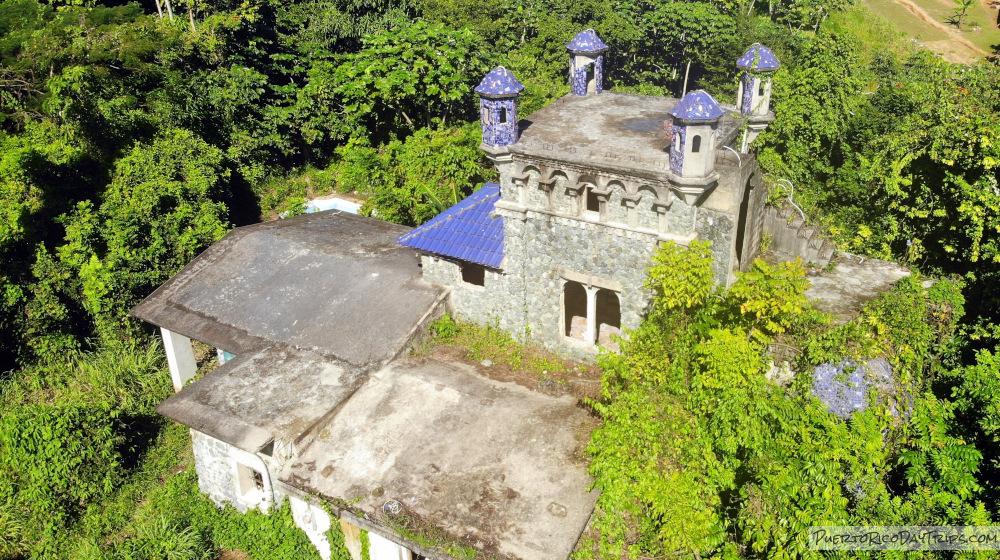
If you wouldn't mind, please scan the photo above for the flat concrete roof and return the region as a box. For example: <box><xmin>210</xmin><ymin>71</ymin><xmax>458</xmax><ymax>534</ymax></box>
<box><xmin>512</xmin><ymin>91</ymin><xmax>743</xmax><ymax>182</ymax></box>
<box><xmin>156</xmin><ymin>347</ymin><xmax>364</xmax><ymax>452</ymax></box>
<box><xmin>131</xmin><ymin>211</ymin><xmax>446</xmax><ymax>369</ymax></box>
<box><xmin>805</xmin><ymin>254</ymin><xmax>911</xmax><ymax>324</ymax></box>
<box><xmin>280</xmin><ymin>356</ymin><xmax>598</xmax><ymax>560</ymax></box>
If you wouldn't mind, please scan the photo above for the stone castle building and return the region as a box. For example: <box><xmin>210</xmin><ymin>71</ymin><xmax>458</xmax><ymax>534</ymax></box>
<box><xmin>400</xmin><ymin>35</ymin><xmax>780</xmax><ymax>358</ymax></box>
<box><xmin>133</xmin><ymin>31</ymin><xmax>782</xmax><ymax>560</ymax></box>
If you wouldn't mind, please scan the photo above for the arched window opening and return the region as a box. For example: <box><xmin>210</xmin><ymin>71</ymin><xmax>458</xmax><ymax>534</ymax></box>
<box><xmin>563</xmin><ymin>282</ymin><xmax>587</xmax><ymax>340</ymax></box>
<box><xmin>692</xmin><ymin>135</ymin><xmax>702</xmax><ymax>153</ymax></box>
<box><xmin>758</xmin><ymin>81</ymin><xmax>766</xmax><ymax>96</ymax></box>
<box><xmin>595</xmin><ymin>289</ymin><xmax>621</xmax><ymax>350</ymax></box>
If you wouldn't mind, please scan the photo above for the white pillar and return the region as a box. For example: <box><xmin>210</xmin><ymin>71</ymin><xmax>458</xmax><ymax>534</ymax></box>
<box><xmin>585</xmin><ymin>285</ymin><xmax>599</xmax><ymax>344</ymax></box>
<box><xmin>368</xmin><ymin>532</ymin><xmax>411</xmax><ymax>560</ymax></box>
<box><xmin>161</xmin><ymin>327</ymin><xmax>197</xmax><ymax>392</ymax></box>
<box><xmin>289</xmin><ymin>496</ymin><xmax>333</xmax><ymax>560</ymax></box>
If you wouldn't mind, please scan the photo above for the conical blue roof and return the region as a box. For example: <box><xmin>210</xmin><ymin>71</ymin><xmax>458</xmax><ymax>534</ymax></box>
<box><xmin>474</xmin><ymin>67</ymin><xmax>525</xmax><ymax>98</ymax></box>
<box><xmin>565</xmin><ymin>29</ymin><xmax>608</xmax><ymax>53</ymax></box>
<box><xmin>737</xmin><ymin>44</ymin><xmax>780</xmax><ymax>70</ymax></box>
<box><xmin>669</xmin><ymin>90</ymin><xmax>724</xmax><ymax>121</ymax></box>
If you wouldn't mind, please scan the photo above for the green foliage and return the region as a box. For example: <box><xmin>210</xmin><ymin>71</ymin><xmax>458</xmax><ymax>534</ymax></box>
<box><xmin>429</xmin><ymin>313</ymin><xmax>460</xmax><ymax>341</ymax></box>
<box><xmin>0</xmin><ymin>338</ymin><xmax>173</xmax><ymax>559</ymax></box>
<box><xmin>324</xmin><ymin>515</ymin><xmax>355</xmax><ymax>560</ymax></box>
<box><xmin>645</xmin><ymin>239</ymin><xmax>715</xmax><ymax>311</ymax></box>
<box><xmin>330</xmin><ymin>123</ymin><xmax>493</xmax><ymax>225</ymax></box>
<box><xmin>56</xmin><ymin>128</ymin><xmax>229</xmax><ymax>339</ymax></box>
<box><xmin>299</xmin><ymin>20</ymin><xmax>492</xmax><ymax>143</ymax></box>
<box><xmin>585</xmin><ymin>242</ymin><xmax>985</xmax><ymax>559</ymax></box>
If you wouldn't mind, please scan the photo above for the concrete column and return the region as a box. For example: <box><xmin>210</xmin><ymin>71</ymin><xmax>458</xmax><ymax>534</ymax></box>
<box><xmin>624</xmin><ymin>199</ymin><xmax>638</xmax><ymax>228</ymax></box>
<box><xmin>368</xmin><ymin>532</ymin><xmax>411</xmax><ymax>560</ymax></box>
<box><xmin>161</xmin><ymin>327</ymin><xmax>197</xmax><ymax>392</ymax></box>
<box><xmin>584</xmin><ymin>285</ymin><xmax>599</xmax><ymax>344</ymax></box>
<box><xmin>656</xmin><ymin>205</ymin><xmax>670</xmax><ymax>234</ymax></box>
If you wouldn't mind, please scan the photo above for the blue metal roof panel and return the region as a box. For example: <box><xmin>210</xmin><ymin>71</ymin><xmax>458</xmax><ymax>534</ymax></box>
<box><xmin>475</xmin><ymin>67</ymin><xmax>525</xmax><ymax>98</ymax></box>
<box><xmin>737</xmin><ymin>44</ymin><xmax>780</xmax><ymax>70</ymax></box>
<box><xmin>669</xmin><ymin>89</ymin><xmax>725</xmax><ymax>121</ymax></box>
<box><xmin>566</xmin><ymin>28</ymin><xmax>609</xmax><ymax>53</ymax></box>
<box><xmin>398</xmin><ymin>184</ymin><xmax>505</xmax><ymax>268</ymax></box>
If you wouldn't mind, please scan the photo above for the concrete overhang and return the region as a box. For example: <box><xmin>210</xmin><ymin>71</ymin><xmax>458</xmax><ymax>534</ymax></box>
<box><xmin>805</xmin><ymin>254</ymin><xmax>912</xmax><ymax>324</ymax></box>
<box><xmin>131</xmin><ymin>210</ymin><xmax>447</xmax><ymax>370</ymax></box>
<box><xmin>156</xmin><ymin>347</ymin><xmax>364</xmax><ymax>453</ymax></box>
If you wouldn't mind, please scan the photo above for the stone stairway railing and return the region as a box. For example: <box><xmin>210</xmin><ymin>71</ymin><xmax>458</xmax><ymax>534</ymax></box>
<box><xmin>762</xmin><ymin>205</ymin><xmax>836</xmax><ymax>267</ymax></box>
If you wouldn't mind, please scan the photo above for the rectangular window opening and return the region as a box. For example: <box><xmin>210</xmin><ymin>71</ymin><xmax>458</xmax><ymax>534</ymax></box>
<box><xmin>461</xmin><ymin>263</ymin><xmax>486</xmax><ymax>286</ymax></box>
<box><xmin>499</xmin><ymin>107</ymin><xmax>508</xmax><ymax>123</ymax></box>
<box><xmin>586</xmin><ymin>187</ymin><xmax>601</xmax><ymax>213</ymax></box>
<box><xmin>237</xmin><ymin>463</ymin><xmax>265</xmax><ymax>495</ymax></box>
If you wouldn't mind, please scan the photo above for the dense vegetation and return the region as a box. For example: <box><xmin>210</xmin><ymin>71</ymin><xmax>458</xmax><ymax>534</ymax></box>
<box><xmin>0</xmin><ymin>0</ymin><xmax>999</xmax><ymax>557</ymax></box>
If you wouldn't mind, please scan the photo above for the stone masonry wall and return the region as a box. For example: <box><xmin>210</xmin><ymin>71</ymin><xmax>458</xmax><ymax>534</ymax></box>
<box><xmin>501</xmin><ymin>209</ymin><xmax>658</xmax><ymax>360</ymax></box>
<box><xmin>421</xmin><ymin>256</ymin><xmax>526</xmax><ymax>336</ymax></box>
<box><xmin>191</xmin><ymin>430</ymin><xmax>278</xmax><ymax>513</ymax></box>
<box><xmin>696</xmin><ymin>208</ymin><xmax>736</xmax><ymax>285</ymax></box>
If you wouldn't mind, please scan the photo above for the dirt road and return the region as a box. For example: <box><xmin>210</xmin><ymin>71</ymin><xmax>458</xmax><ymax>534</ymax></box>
<box><xmin>886</xmin><ymin>0</ymin><xmax>989</xmax><ymax>62</ymax></box>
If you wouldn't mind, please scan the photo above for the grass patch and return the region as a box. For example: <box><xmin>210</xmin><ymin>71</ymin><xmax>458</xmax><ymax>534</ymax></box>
<box><xmin>422</xmin><ymin>314</ymin><xmax>603</xmax><ymax>402</ymax></box>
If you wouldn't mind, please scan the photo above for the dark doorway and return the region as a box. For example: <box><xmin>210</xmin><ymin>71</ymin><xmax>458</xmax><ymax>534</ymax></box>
<box><xmin>734</xmin><ymin>177</ymin><xmax>753</xmax><ymax>270</ymax></box>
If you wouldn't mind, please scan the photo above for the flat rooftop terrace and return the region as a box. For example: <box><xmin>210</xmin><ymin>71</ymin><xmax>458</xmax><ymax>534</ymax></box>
<box><xmin>280</xmin><ymin>356</ymin><xmax>598</xmax><ymax>560</ymax></box>
<box><xmin>512</xmin><ymin>91</ymin><xmax>743</xmax><ymax>182</ymax></box>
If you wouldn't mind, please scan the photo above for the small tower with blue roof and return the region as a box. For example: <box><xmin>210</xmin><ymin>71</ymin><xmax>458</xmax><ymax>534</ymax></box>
<box><xmin>668</xmin><ymin>90</ymin><xmax>724</xmax><ymax>180</ymax></box>
<box><xmin>566</xmin><ymin>29</ymin><xmax>608</xmax><ymax>96</ymax></box>
<box><xmin>736</xmin><ymin>44</ymin><xmax>779</xmax><ymax>149</ymax></box>
<box><xmin>475</xmin><ymin>66</ymin><xmax>525</xmax><ymax>149</ymax></box>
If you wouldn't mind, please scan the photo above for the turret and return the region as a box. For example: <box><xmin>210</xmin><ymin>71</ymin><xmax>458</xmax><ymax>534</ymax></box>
<box><xmin>668</xmin><ymin>90</ymin><xmax>723</xmax><ymax>178</ymax></box>
<box><xmin>667</xmin><ymin>90</ymin><xmax>724</xmax><ymax>204</ymax></box>
<box><xmin>565</xmin><ymin>29</ymin><xmax>608</xmax><ymax>96</ymax></box>
<box><xmin>736</xmin><ymin>44</ymin><xmax>779</xmax><ymax>150</ymax></box>
<box><xmin>475</xmin><ymin>66</ymin><xmax>525</xmax><ymax>149</ymax></box>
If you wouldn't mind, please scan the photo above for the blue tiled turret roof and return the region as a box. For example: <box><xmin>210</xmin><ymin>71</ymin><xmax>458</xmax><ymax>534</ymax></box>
<box><xmin>669</xmin><ymin>90</ymin><xmax>725</xmax><ymax>120</ymax></box>
<box><xmin>397</xmin><ymin>184</ymin><xmax>504</xmax><ymax>268</ymax></box>
<box><xmin>737</xmin><ymin>44</ymin><xmax>780</xmax><ymax>70</ymax></box>
<box><xmin>474</xmin><ymin>67</ymin><xmax>524</xmax><ymax>98</ymax></box>
<box><xmin>565</xmin><ymin>29</ymin><xmax>608</xmax><ymax>53</ymax></box>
